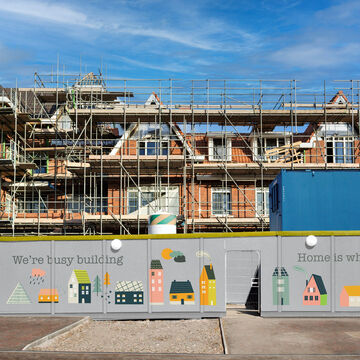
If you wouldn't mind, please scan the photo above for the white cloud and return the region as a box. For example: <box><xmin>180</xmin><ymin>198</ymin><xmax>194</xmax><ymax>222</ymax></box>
<box><xmin>115</xmin><ymin>56</ymin><xmax>189</xmax><ymax>73</ymax></box>
<box><xmin>0</xmin><ymin>0</ymin><xmax>260</xmax><ymax>52</ymax></box>
<box><xmin>271</xmin><ymin>42</ymin><xmax>360</xmax><ymax>68</ymax></box>
<box><xmin>0</xmin><ymin>0</ymin><xmax>100</xmax><ymax>28</ymax></box>
<box><xmin>316</xmin><ymin>0</ymin><xmax>360</xmax><ymax>25</ymax></box>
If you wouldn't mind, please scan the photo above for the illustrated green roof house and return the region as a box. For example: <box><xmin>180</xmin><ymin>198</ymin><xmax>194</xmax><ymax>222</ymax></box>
<box><xmin>200</xmin><ymin>264</ymin><xmax>216</xmax><ymax>306</ymax></box>
<box><xmin>7</xmin><ymin>282</ymin><xmax>31</xmax><ymax>304</ymax></box>
<box><xmin>68</xmin><ymin>270</ymin><xmax>91</xmax><ymax>304</ymax></box>
<box><xmin>303</xmin><ymin>274</ymin><xmax>327</xmax><ymax>306</ymax></box>
<box><xmin>272</xmin><ymin>267</ymin><xmax>289</xmax><ymax>305</ymax></box>
<box><xmin>169</xmin><ymin>280</ymin><xmax>195</xmax><ymax>305</ymax></box>
<box><xmin>115</xmin><ymin>281</ymin><xmax>144</xmax><ymax>305</ymax></box>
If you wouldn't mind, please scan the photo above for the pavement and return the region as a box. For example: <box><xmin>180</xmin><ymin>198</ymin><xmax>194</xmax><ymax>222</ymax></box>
<box><xmin>0</xmin><ymin>312</ymin><xmax>360</xmax><ymax>359</ymax></box>
<box><xmin>1</xmin><ymin>353</ymin><xmax>360</xmax><ymax>360</ymax></box>
<box><xmin>222</xmin><ymin>306</ymin><xmax>360</xmax><ymax>356</ymax></box>
<box><xmin>0</xmin><ymin>316</ymin><xmax>82</xmax><ymax>351</ymax></box>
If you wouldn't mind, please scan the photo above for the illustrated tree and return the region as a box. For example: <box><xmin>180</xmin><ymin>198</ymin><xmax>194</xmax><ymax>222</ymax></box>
<box><xmin>104</xmin><ymin>272</ymin><xmax>110</xmax><ymax>286</ymax></box>
<box><xmin>103</xmin><ymin>272</ymin><xmax>112</xmax><ymax>304</ymax></box>
<box><xmin>93</xmin><ymin>275</ymin><xmax>102</xmax><ymax>296</ymax></box>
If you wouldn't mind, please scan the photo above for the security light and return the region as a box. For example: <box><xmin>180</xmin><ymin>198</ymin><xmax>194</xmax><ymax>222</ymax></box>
<box><xmin>111</xmin><ymin>239</ymin><xmax>122</xmax><ymax>251</ymax></box>
<box><xmin>305</xmin><ymin>235</ymin><xmax>317</xmax><ymax>248</ymax></box>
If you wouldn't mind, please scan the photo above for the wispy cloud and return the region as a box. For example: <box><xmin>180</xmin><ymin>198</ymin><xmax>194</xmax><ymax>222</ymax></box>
<box><xmin>115</xmin><ymin>56</ymin><xmax>189</xmax><ymax>73</ymax></box>
<box><xmin>267</xmin><ymin>0</ymin><xmax>360</xmax><ymax>71</ymax></box>
<box><xmin>0</xmin><ymin>0</ymin><xmax>260</xmax><ymax>52</ymax></box>
<box><xmin>112</xmin><ymin>26</ymin><xmax>219</xmax><ymax>51</ymax></box>
<box><xmin>271</xmin><ymin>42</ymin><xmax>360</xmax><ymax>68</ymax></box>
<box><xmin>2</xmin><ymin>0</ymin><xmax>360</xmax><ymax>85</ymax></box>
<box><xmin>316</xmin><ymin>0</ymin><xmax>360</xmax><ymax>25</ymax></box>
<box><xmin>0</xmin><ymin>0</ymin><xmax>99</xmax><ymax>28</ymax></box>
<box><xmin>0</xmin><ymin>43</ymin><xmax>29</xmax><ymax>66</ymax></box>
<box><xmin>260</xmin><ymin>0</ymin><xmax>303</xmax><ymax>12</ymax></box>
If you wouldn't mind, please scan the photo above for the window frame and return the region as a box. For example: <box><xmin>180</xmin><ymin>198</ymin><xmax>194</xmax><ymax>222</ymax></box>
<box><xmin>326</xmin><ymin>136</ymin><xmax>354</xmax><ymax>164</ymax></box>
<box><xmin>253</xmin><ymin>135</ymin><xmax>290</xmax><ymax>162</ymax></box>
<box><xmin>138</xmin><ymin>140</ymin><xmax>169</xmax><ymax>156</ymax></box>
<box><xmin>33</xmin><ymin>153</ymin><xmax>48</xmax><ymax>174</ymax></box>
<box><xmin>256</xmin><ymin>187</ymin><xmax>270</xmax><ymax>217</ymax></box>
<box><xmin>208</xmin><ymin>137</ymin><xmax>232</xmax><ymax>162</ymax></box>
<box><xmin>127</xmin><ymin>186</ymin><xmax>178</xmax><ymax>215</ymax></box>
<box><xmin>211</xmin><ymin>187</ymin><xmax>232</xmax><ymax>216</ymax></box>
<box><xmin>18</xmin><ymin>191</ymin><xmax>48</xmax><ymax>214</ymax></box>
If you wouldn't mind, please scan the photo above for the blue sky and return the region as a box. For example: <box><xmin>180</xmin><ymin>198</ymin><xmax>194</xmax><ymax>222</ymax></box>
<box><xmin>0</xmin><ymin>0</ymin><xmax>360</xmax><ymax>88</ymax></box>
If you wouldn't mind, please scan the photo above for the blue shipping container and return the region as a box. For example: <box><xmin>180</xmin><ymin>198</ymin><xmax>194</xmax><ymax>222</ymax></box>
<box><xmin>269</xmin><ymin>169</ymin><xmax>360</xmax><ymax>231</ymax></box>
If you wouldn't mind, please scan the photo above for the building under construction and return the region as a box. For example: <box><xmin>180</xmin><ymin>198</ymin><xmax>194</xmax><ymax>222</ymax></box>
<box><xmin>0</xmin><ymin>73</ymin><xmax>359</xmax><ymax>235</ymax></box>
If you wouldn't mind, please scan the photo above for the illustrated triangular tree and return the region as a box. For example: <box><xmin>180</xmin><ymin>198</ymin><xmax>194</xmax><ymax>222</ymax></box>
<box><xmin>7</xmin><ymin>282</ymin><xmax>31</xmax><ymax>304</ymax></box>
<box><xmin>103</xmin><ymin>272</ymin><xmax>111</xmax><ymax>301</ymax></box>
<box><xmin>104</xmin><ymin>272</ymin><xmax>110</xmax><ymax>286</ymax></box>
<box><xmin>93</xmin><ymin>275</ymin><xmax>102</xmax><ymax>296</ymax></box>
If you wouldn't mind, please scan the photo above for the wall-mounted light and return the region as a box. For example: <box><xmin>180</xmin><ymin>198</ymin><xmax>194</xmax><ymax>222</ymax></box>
<box><xmin>305</xmin><ymin>235</ymin><xmax>317</xmax><ymax>248</ymax></box>
<box><xmin>111</xmin><ymin>239</ymin><xmax>122</xmax><ymax>251</ymax></box>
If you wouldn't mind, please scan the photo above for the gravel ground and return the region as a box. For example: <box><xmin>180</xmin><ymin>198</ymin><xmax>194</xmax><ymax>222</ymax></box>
<box><xmin>32</xmin><ymin>319</ymin><xmax>224</xmax><ymax>354</ymax></box>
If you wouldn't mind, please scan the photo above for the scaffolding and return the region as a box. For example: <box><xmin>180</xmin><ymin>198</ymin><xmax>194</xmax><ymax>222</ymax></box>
<box><xmin>1</xmin><ymin>73</ymin><xmax>360</xmax><ymax>235</ymax></box>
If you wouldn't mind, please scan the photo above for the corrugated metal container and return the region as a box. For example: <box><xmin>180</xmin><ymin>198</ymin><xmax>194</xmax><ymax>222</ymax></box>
<box><xmin>269</xmin><ymin>170</ymin><xmax>360</xmax><ymax>231</ymax></box>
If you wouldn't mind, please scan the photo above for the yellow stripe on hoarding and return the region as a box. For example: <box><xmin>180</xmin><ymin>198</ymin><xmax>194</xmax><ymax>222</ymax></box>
<box><xmin>1</xmin><ymin>230</ymin><xmax>360</xmax><ymax>241</ymax></box>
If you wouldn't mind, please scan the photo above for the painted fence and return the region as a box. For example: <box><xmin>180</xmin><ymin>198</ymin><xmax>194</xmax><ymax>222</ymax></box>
<box><xmin>0</xmin><ymin>231</ymin><xmax>360</xmax><ymax>318</ymax></box>
<box><xmin>225</xmin><ymin>232</ymin><xmax>360</xmax><ymax>317</ymax></box>
<box><xmin>0</xmin><ymin>236</ymin><xmax>225</xmax><ymax>319</ymax></box>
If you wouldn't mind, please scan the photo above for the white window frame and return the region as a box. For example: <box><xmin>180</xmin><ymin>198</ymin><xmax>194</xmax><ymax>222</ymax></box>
<box><xmin>326</xmin><ymin>136</ymin><xmax>354</xmax><ymax>164</ymax></box>
<box><xmin>127</xmin><ymin>186</ymin><xmax>179</xmax><ymax>215</ymax></box>
<box><xmin>256</xmin><ymin>187</ymin><xmax>269</xmax><ymax>217</ymax></box>
<box><xmin>252</xmin><ymin>136</ymin><xmax>290</xmax><ymax>162</ymax></box>
<box><xmin>211</xmin><ymin>187</ymin><xmax>232</xmax><ymax>216</ymax></box>
<box><xmin>138</xmin><ymin>139</ymin><xmax>169</xmax><ymax>156</ymax></box>
<box><xmin>208</xmin><ymin>137</ymin><xmax>232</xmax><ymax>162</ymax></box>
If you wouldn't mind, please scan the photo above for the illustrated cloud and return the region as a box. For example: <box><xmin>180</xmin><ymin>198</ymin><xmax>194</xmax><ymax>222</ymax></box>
<box><xmin>161</xmin><ymin>248</ymin><xmax>186</xmax><ymax>262</ymax></box>
<box><xmin>196</xmin><ymin>250</ymin><xmax>212</xmax><ymax>262</ymax></box>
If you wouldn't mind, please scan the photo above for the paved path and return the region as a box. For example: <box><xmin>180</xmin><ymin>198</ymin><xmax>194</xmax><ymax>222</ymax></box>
<box><xmin>0</xmin><ymin>353</ymin><xmax>229</xmax><ymax>360</ymax></box>
<box><xmin>1</xmin><ymin>313</ymin><xmax>360</xmax><ymax>359</ymax></box>
<box><xmin>0</xmin><ymin>316</ymin><xmax>82</xmax><ymax>351</ymax></box>
<box><xmin>1</xmin><ymin>353</ymin><xmax>360</xmax><ymax>360</ymax></box>
<box><xmin>222</xmin><ymin>307</ymin><xmax>360</xmax><ymax>356</ymax></box>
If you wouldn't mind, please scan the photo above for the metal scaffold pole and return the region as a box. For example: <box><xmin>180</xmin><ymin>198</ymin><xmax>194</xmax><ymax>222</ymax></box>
<box><xmin>2</xmin><ymin>72</ymin><xmax>359</xmax><ymax>236</ymax></box>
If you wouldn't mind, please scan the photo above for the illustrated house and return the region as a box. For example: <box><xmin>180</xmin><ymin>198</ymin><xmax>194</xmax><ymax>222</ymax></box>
<box><xmin>169</xmin><ymin>280</ymin><xmax>195</xmax><ymax>305</ymax></box>
<box><xmin>303</xmin><ymin>274</ymin><xmax>327</xmax><ymax>305</ymax></box>
<box><xmin>38</xmin><ymin>289</ymin><xmax>59</xmax><ymax>303</ymax></box>
<box><xmin>200</xmin><ymin>264</ymin><xmax>216</xmax><ymax>306</ymax></box>
<box><xmin>115</xmin><ymin>281</ymin><xmax>144</xmax><ymax>304</ymax></box>
<box><xmin>272</xmin><ymin>267</ymin><xmax>289</xmax><ymax>305</ymax></box>
<box><xmin>340</xmin><ymin>286</ymin><xmax>360</xmax><ymax>307</ymax></box>
<box><xmin>149</xmin><ymin>260</ymin><xmax>164</xmax><ymax>305</ymax></box>
<box><xmin>68</xmin><ymin>270</ymin><xmax>91</xmax><ymax>304</ymax></box>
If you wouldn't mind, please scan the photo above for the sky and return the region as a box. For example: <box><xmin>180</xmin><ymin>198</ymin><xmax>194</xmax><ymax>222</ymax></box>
<box><xmin>0</xmin><ymin>0</ymin><xmax>360</xmax><ymax>90</ymax></box>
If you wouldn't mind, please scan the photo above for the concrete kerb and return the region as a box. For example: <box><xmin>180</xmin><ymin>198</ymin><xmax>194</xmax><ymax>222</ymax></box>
<box><xmin>22</xmin><ymin>316</ymin><xmax>90</xmax><ymax>351</ymax></box>
<box><xmin>219</xmin><ymin>318</ymin><xmax>228</xmax><ymax>355</ymax></box>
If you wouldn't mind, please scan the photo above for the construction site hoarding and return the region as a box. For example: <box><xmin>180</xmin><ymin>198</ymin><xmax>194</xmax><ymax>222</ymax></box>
<box><xmin>0</xmin><ymin>231</ymin><xmax>359</xmax><ymax>318</ymax></box>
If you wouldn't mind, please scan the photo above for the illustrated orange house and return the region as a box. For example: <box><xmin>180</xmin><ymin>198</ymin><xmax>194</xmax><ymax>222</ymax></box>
<box><xmin>38</xmin><ymin>289</ymin><xmax>59</xmax><ymax>303</ymax></box>
<box><xmin>200</xmin><ymin>264</ymin><xmax>216</xmax><ymax>306</ymax></box>
<box><xmin>340</xmin><ymin>286</ymin><xmax>360</xmax><ymax>307</ymax></box>
<box><xmin>169</xmin><ymin>280</ymin><xmax>195</xmax><ymax>305</ymax></box>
